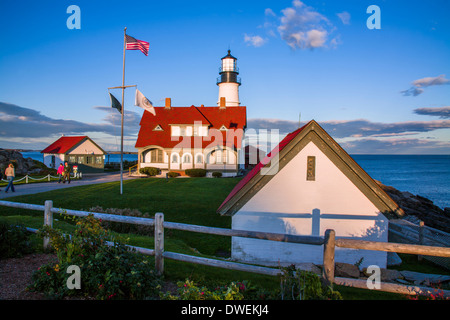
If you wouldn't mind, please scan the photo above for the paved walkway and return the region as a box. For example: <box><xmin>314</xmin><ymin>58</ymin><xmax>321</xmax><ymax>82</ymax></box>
<box><xmin>0</xmin><ymin>172</ymin><xmax>137</xmax><ymax>199</ymax></box>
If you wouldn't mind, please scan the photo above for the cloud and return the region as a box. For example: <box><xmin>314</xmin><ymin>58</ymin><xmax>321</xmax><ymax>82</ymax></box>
<box><xmin>401</xmin><ymin>75</ymin><xmax>450</xmax><ymax>96</ymax></box>
<box><xmin>0</xmin><ymin>101</ymin><xmax>140</xmax><ymax>140</ymax></box>
<box><xmin>337</xmin><ymin>11</ymin><xmax>351</xmax><ymax>25</ymax></box>
<box><xmin>246</xmin><ymin>118</ymin><xmax>450</xmax><ymax>154</ymax></box>
<box><xmin>340</xmin><ymin>138</ymin><xmax>450</xmax><ymax>155</ymax></box>
<box><xmin>247</xmin><ymin>118</ymin><xmax>450</xmax><ymax>138</ymax></box>
<box><xmin>244</xmin><ymin>34</ymin><xmax>267</xmax><ymax>47</ymax></box>
<box><xmin>276</xmin><ymin>1</ymin><xmax>336</xmax><ymax>50</ymax></box>
<box><xmin>414</xmin><ymin>107</ymin><xmax>450</xmax><ymax>119</ymax></box>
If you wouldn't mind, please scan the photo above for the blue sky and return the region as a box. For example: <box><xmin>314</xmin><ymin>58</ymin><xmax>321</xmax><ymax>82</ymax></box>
<box><xmin>0</xmin><ymin>0</ymin><xmax>449</xmax><ymax>153</ymax></box>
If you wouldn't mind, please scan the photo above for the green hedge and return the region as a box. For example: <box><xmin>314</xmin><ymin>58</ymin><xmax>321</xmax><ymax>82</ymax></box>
<box><xmin>212</xmin><ymin>172</ymin><xmax>222</xmax><ymax>178</ymax></box>
<box><xmin>184</xmin><ymin>169</ymin><xmax>207</xmax><ymax>177</ymax></box>
<box><xmin>139</xmin><ymin>167</ymin><xmax>160</xmax><ymax>176</ymax></box>
<box><xmin>167</xmin><ymin>171</ymin><xmax>180</xmax><ymax>178</ymax></box>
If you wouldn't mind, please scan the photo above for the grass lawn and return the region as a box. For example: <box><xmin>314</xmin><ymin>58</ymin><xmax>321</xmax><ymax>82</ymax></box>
<box><xmin>1</xmin><ymin>177</ymin><xmax>447</xmax><ymax>300</ymax></box>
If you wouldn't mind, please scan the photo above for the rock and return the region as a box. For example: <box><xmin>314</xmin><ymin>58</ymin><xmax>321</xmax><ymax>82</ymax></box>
<box><xmin>335</xmin><ymin>262</ymin><xmax>360</xmax><ymax>278</ymax></box>
<box><xmin>377</xmin><ymin>181</ymin><xmax>450</xmax><ymax>234</ymax></box>
<box><xmin>0</xmin><ymin>149</ymin><xmax>45</xmax><ymax>175</ymax></box>
<box><xmin>387</xmin><ymin>252</ymin><xmax>402</xmax><ymax>266</ymax></box>
<box><xmin>400</xmin><ymin>270</ymin><xmax>450</xmax><ymax>286</ymax></box>
<box><xmin>295</xmin><ymin>263</ymin><xmax>321</xmax><ymax>275</ymax></box>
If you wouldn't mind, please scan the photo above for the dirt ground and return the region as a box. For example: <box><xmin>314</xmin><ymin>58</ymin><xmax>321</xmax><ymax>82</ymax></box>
<box><xmin>0</xmin><ymin>253</ymin><xmax>57</xmax><ymax>300</ymax></box>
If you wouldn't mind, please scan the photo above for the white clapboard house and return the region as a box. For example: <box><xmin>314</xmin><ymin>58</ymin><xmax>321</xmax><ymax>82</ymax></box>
<box><xmin>217</xmin><ymin>120</ymin><xmax>404</xmax><ymax>268</ymax></box>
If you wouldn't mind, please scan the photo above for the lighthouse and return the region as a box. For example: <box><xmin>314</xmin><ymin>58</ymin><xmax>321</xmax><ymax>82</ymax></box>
<box><xmin>217</xmin><ymin>50</ymin><xmax>241</xmax><ymax>107</ymax></box>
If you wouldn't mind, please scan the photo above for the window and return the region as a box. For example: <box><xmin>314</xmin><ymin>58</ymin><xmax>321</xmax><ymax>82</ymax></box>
<box><xmin>96</xmin><ymin>156</ymin><xmax>102</xmax><ymax>164</ymax></box>
<box><xmin>78</xmin><ymin>157</ymin><xmax>84</xmax><ymax>164</ymax></box>
<box><xmin>171</xmin><ymin>154</ymin><xmax>179</xmax><ymax>164</ymax></box>
<box><xmin>183</xmin><ymin>154</ymin><xmax>191</xmax><ymax>164</ymax></box>
<box><xmin>86</xmin><ymin>156</ymin><xmax>92</xmax><ymax>164</ymax></box>
<box><xmin>69</xmin><ymin>156</ymin><xmax>76</xmax><ymax>163</ymax></box>
<box><xmin>150</xmin><ymin>149</ymin><xmax>163</xmax><ymax>163</ymax></box>
<box><xmin>196</xmin><ymin>154</ymin><xmax>203</xmax><ymax>164</ymax></box>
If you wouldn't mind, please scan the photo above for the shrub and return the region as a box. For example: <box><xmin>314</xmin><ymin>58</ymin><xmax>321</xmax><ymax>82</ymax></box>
<box><xmin>0</xmin><ymin>219</ymin><xmax>34</xmax><ymax>259</ymax></box>
<box><xmin>279</xmin><ymin>265</ymin><xmax>342</xmax><ymax>300</ymax></box>
<box><xmin>88</xmin><ymin>206</ymin><xmax>153</xmax><ymax>236</ymax></box>
<box><xmin>167</xmin><ymin>171</ymin><xmax>180</xmax><ymax>178</ymax></box>
<box><xmin>212</xmin><ymin>172</ymin><xmax>222</xmax><ymax>178</ymax></box>
<box><xmin>140</xmin><ymin>167</ymin><xmax>160</xmax><ymax>176</ymax></box>
<box><xmin>161</xmin><ymin>279</ymin><xmax>246</xmax><ymax>300</ymax></box>
<box><xmin>30</xmin><ymin>214</ymin><xmax>162</xmax><ymax>300</ymax></box>
<box><xmin>185</xmin><ymin>169</ymin><xmax>206</xmax><ymax>177</ymax></box>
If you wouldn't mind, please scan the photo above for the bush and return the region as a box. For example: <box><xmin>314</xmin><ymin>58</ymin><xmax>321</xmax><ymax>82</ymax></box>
<box><xmin>212</xmin><ymin>172</ymin><xmax>222</xmax><ymax>178</ymax></box>
<box><xmin>279</xmin><ymin>265</ymin><xmax>342</xmax><ymax>300</ymax></box>
<box><xmin>30</xmin><ymin>214</ymin><xmax>163</xmax><ymax>300</ymax></box>
<box><xmin>88</xmin><ymin>206</ymin><xmax>153</xmax><ymax>236</ymax></box>
<box><xmin>185</xmin><ymin>169</ymin><xmax>206</xmax><ymax>177</ymax></box>
<box><xmin>167</xmin><ymin>171</ymin><xmax>180</xmax><ymax>178</ymax></box>
<box><xmin>0</xmin><ymin>219</ymin><xmax>34</xmax><ymax>259</ymax></box>
<box><xmin>140</xmin><ymin>167</ymin><xmax>160</xmax><ymax>176</ymax></box>
<box><xmin>161</xmin><ymin>279</ymin><xmax>246</xmax><ymax>300</ymax></box>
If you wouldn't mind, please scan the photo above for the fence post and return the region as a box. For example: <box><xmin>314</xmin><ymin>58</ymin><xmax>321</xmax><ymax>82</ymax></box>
<box><xmin>43</xmin><ymin>200</ymin><xmax>53</xmax><ymax>250</ymax></box>
<box><xmin>155</xmin><ymin>212</ymin><xmax>164</xmax><ymax>276</ymax></box>
<box><xmin>418</xmin><ymin>221</ymin><xmax>424</xmax><ymax>261</ymax></box>
<box><xmin>322</xmin><ymin>229</ymin><xmax>335</xmax><ymax>287</ymax></box>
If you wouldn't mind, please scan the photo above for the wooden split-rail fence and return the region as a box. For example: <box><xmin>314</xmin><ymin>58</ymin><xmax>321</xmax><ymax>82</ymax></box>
<box><xmin>1</xmin><ymin>199</ymin><xmax>449</xmax><ymax>299</ymax></box>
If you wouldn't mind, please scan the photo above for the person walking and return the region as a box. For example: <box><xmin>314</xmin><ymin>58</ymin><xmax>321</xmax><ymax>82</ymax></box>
<box><xmin>63</xmin><ymin>161</ymin><xmax>71</xmax><ymax>184</ymax></box>
<box><xmin>4</xmin><ymin>163</ymin><xmax>15</xmax><ymax>193</ymax></box>
<box><xmin>57</xmin><ymin>163</ymin><xmax>64</xmax><ymax>183</ymax></box>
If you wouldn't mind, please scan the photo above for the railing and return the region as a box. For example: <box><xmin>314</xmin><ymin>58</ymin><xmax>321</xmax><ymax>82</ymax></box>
<box><xmin>0</xmin><ymin>173</ymin><xmax>81</xmax><ymax>184</ymax></box>
<box><xmin>1</xmin><ymin>199</ymin><xmax>450</xmax><ymax>299</ymax></box>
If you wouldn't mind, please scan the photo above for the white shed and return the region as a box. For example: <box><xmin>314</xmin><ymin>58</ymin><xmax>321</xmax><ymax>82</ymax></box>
<box><xmin>217</xmin><ymin>120</ymin><xmax>403</xmax><ymax>269</ymax></box>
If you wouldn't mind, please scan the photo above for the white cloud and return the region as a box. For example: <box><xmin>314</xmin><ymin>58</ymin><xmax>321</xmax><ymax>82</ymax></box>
<box><xmin>337</xmin><ymin>11</ymin><xmax>351</xmax><ymax>25</ymax></box>
<box><xmin>276</xmin><ymin>1</ymin><xmax>335</xmax><ymax>50</ymax></box>
<box><xmin>244</xmin><ymin>34</ymin><xmax>267</xmax><ymax>47</ymax></box>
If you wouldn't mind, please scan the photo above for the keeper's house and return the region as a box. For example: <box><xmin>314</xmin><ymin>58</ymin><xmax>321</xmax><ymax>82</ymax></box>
<box><xmin>217</xmin><ymin>120</ymin><xmax>404</xmax><ymax>269</ymax></box>
<box><xmin>135</xmin><ymin>98</ymin><xmax>246</xmax><ymax>176</ymax></box>
<box><xmin>41</xmin><ymin>136</ymin><xmax>106</xmax><ymax>173</ymax></box>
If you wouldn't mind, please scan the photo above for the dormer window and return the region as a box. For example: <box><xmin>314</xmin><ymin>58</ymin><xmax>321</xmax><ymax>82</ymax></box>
<box><xmin>153</xmin><ymin>125</ymin><xmax>163</xmax><ymax>131</ymax></box>
<box><xmin>219</xmin><ymin>125</ymin><xmax>227</xmax><ymax>131</ymax></box>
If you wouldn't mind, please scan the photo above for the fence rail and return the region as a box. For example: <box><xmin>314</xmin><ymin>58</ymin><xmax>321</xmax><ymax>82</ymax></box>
<box><xmin>1</xmin><ymin>199</ymin><xmax>450</xmax><ymax>299</ymax></box>
<box><xmin>0</xmin><ymin>173</ymin><xmax>81</xmax><ymax>184</ymax></box>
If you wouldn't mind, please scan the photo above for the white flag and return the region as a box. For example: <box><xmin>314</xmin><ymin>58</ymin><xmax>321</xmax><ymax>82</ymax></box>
<box><xmin>135</xmin><ymin>89</ymin><xmax>156</xmax><ymax>116</ymax></box>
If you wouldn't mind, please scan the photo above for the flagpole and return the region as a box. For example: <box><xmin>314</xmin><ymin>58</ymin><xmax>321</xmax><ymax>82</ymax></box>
<box><xmin>120</xmin><ymin>27</ymin><xmax>127</xmax><ymax>195</ymax></box>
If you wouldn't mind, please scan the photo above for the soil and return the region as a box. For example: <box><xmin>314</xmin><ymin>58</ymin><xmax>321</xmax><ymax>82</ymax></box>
<box><xmin>0</xmin><ymin>253</ymin><xmax>57</xmax><ymax>300</ymax></box>
<box><xmin>0</xmin><ymin>253</ymin><xmax>178</xmax><ymax>300</ymax></box>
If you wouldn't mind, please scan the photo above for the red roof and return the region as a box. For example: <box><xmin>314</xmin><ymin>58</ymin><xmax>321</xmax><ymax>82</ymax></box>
<box><xmin>41</xmin><ymin>136</ymin><xmax>88</xmax><ymax>154</ymax></box>
<box><xmin>217</xmin><ymin>123</ymin><xmax>308</xmax><ymax>212</ymax></box>
<box><xmin>135</xmin><ymin>106</ymin><xmax>247</xmax><ymax>149</ymax></box>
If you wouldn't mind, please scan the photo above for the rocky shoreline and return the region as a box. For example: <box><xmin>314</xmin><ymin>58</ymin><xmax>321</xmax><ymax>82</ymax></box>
<box><xmin>377</xmin><ymin>180</ymin><xmax>450</xmax><ymax>234</ymax></box>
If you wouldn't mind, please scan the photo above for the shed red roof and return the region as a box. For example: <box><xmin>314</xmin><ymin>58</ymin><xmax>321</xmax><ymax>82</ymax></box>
<box><xmin>41</xmin><ymin>136</ymin><xmax>88</xmax><ymax>154</ymax></box>
<box><xmin>135</xmin><ymin>106</ymin><xmax>247</xmax><ymax>149</ymax></box>
<box><xmin>217</xmin><ymin>123</ymin><xmax>307</xmax><ymax>212</ymax></box>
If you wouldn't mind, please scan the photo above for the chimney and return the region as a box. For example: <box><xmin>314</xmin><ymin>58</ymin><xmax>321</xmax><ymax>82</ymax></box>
<box><xmin>219</xmin><ymin>97</ymin><xmax>226</xmax><ymax>109</ymax></box>
<box><xmin>165</xmin><ymin>98</ymin><xmax>171</xmax><ymax>109</ymax></box>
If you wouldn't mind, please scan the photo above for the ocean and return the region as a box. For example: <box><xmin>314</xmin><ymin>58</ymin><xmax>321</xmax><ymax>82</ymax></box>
<box><xmin>21</xmin><ymin>152</ymin><xmax>450</xmax><ymax>209</ymax></box>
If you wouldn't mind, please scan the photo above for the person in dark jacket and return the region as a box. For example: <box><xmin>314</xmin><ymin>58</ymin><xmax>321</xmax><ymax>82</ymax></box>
<box><xmin>63</xmin><ymin>161</ymin><xmax>72</xmax><ymax>184</ymax></box>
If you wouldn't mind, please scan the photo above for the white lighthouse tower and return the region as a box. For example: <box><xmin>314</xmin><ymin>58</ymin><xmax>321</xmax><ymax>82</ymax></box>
<box><xmin>217</xmin><ymin>50</ymin><xmax>241</xmax><ymax>107</ymax></box>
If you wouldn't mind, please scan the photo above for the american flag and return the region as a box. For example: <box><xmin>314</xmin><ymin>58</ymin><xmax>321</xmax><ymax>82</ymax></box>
<box><xmin>125</xmin><ymin>34</ymin><xmax>149</xmax><ymax>56</ymax></box>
